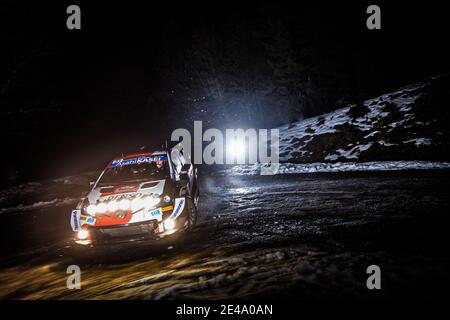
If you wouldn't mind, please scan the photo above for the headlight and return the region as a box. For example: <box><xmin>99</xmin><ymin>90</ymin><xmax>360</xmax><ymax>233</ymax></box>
<box><xmin>86</xmin><ymin>204</ymin><xmax>97</xmax><ymax>215</ymax></box>
<box><xmin>143</xmin><ymin>196</ymin><xmax>160</xmax><ymax>209</ymax></box>
<box><xmin>107</xmin><ymin>200</ymin><xmax>118</xmax><ymax>212</ymax></box>
<box><xmin>96</xmin><ymin>202</ymin><xmax>107</xmax><ymax>213</ymax></box>
<box><xmin>163</xmin><ymin>195</ymin><xmax>171</xmax><ymax>203</ymax></box>
<box><xmin>119</xmin><ymin>199</ymin><xmax>130</xmax><ymax>211</ymax></box>
<box><xmin>77</xmin><ymin>229</ymin><xmax>89</xmax><ymax>240</ymax></box>
<box><xmin>131</xmin><ymin>197</ymin><xmax>144</xmax><ymax>211</ymax></box>
<box><xmin>163</xmin><ymin>218</ymin><xmax>175</xmax><ymax>231</ymax></box>
<box><xmin>84</xmin><ymin>196</ymin><xmax>161</xmax><ymax>215</ymax></box>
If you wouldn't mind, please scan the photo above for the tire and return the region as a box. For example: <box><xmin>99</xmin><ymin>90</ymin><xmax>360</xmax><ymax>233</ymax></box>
<box><xmin>194</xmin><ymin>182</ymin><xmax>200</xmax><ymax>208</ymax></box>
<box><xmin>186</xmin><ymin>197</ymin><xmax>197</xmax><ymax>230</ymax></box>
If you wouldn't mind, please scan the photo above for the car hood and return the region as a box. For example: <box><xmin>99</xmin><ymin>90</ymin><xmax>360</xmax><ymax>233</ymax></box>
<box><xmin>87</xmin><ymin>179</ymin><xmax>166</xmax><ymax>204</ymax></box>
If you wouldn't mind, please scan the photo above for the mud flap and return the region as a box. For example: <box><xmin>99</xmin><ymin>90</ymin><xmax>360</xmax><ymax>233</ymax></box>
<box><xmin>169</xmin><ymin>197</ymin><xmax>186</xmax><ymax>219</ymax></box>
<box><xmin>70</xmin><ymin>210</ymin><xmax>81</xmax><ymax>231</ymax></box>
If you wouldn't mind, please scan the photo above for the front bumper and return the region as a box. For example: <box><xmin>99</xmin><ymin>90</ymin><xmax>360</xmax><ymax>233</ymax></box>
<box><xmin>74</xmin><ymin>216</ymin><xmax>187</xmax><ymax>246</ymax></box>
<box><xmin>72</xmin><ymin>197</ymin><xmax>188</xmax><ymax>246</ymax></box>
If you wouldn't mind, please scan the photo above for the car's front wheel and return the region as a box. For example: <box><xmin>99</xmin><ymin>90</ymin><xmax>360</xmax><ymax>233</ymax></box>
<box><xmin>186</xmin><ymin>197</ymin><xmax>197</xmax><ymax>230</ymax></box>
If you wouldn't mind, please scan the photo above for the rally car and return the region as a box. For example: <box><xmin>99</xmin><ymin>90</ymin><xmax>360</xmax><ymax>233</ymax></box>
<box><xmin>70</xmin><ymin>145</ymin><xmax>199</xmax><ymax>245</ymax></box>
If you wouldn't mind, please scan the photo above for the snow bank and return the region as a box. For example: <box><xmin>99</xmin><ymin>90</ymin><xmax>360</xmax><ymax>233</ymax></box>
<box><xmin>0</xmin><ymin>197</ymin><xmax>77</xmax><ymax>215</ymax></box>
<box><xmin>274</xmin><ymin>77</ymin><xmax>450</xmax><ymax>163</ymax></box>
<box><xmin>224</xmin><ymin>161</ymin><xmax>450</xmax><ymax>176</ymax></box>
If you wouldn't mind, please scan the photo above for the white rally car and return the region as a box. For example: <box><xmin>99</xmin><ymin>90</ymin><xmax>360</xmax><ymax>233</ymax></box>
<box><xmin>70</xmin><ymin>147</ymin><xmax>199</xmax><ymax>245</ymax></box>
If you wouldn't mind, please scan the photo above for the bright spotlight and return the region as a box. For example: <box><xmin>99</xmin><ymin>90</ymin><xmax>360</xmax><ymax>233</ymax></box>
<box><xmin>227</xmin><ymin>139</ymin><xmax>246</xmax><ymax>158</ymax></box>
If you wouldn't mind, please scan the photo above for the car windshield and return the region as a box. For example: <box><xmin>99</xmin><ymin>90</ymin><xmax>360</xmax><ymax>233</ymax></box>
<box><xmin>98</xmin><ymin>156</ymin><xmax>168</xmax><ymax>185</ymax></box>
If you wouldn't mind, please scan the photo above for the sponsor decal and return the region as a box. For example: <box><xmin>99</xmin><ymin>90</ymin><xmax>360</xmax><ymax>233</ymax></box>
<box><xmin>71</xmin><ymin>210</ymin><xmax>81</xmax><ymax>231</ymax></box>
<box><xmin>79</xmin><ymin>215</ymin><xmax>96</xmax><ymax>225</ymax></box>
<box><xmin>109</xmin><ymin>155</ymin><xmax>168</xmax><ymax>168</ymax></box>
<box><xmin>129</xmin><ymin>209</ymin><xmax>157</xmax><ymax>223</ymax></box>
<box><xmin>150</xmin><ymin>208</ymin><xmax>162</xmax><ymax>216</ymax></box>
<box><xmin>162</xmin><ymin>205</ymin><xmax>174</xmax><ymax>212</ymax></box>
<box><xmin>100</xmin><ymin>192</ymin><xmax>157</xmax><ymax>202</ymax></box>
<box><xmin>170</xmin><ymin>197</ymin><xmax>185</xmax><ymax>219</ymax></box>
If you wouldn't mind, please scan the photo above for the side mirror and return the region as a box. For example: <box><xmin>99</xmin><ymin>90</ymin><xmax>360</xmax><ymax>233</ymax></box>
<box><xmin>179</xmin><ymin>164</ymin><xmax>191</xmax><ymax>182</ymax></box>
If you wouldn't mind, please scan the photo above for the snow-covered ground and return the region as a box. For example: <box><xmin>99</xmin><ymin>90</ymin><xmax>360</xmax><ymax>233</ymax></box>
<box><xmin>0</xmin><ymin>172</ymin><xmax>96</xmax><ymax>216</ymax></box>
<box><xmin>0</xmin><ymin>197</ymin><xmax>77</xmax><ymax>215</ymax></box>
<box><xmin>271</xmin><ymin>76</ymin><xmax>450</xmax><ymax>163</ymax></box>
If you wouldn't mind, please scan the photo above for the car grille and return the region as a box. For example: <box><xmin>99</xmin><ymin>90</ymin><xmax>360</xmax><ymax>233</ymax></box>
<box><xmin>92</xmin><ymin>221</ymin><xmax>158</xmax><ymax>239</ymax></box>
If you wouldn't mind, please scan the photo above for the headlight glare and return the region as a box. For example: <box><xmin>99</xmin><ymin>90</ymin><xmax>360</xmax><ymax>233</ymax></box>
<box><xmin>163</xmin><ymin>218</ymin><xmax>175</xmax><ymax>231</ymax></box>
<box><xmin>119</xmin><ymin>199</ymin><xmax>130</xmax><ymax>211</ymax></box>
<box><xmin>107</xmin><ymin>200</ymin><xmax>118</xmax><ymax>212</ymax></box>
<box><xmin>86</xmin><ymin>204</ymin><xmax>97</xmax><ymax>215</ymax></box>
<box><xmin>143</xmin><ymin>196</ymin><xmax>160</xmax><ymax>209</ymax></box>
<box><xmin>131</xmin><ymin>197</ymin><xmax>144</xmax><ymax>211</ymax></box>
<box><xmin>86</xmin><ymin>196</ymin><xmax>162</xmax><ymax>214</ymax></box>
<box><xmin>77</xmin><ymin>229</ymin><xmax>89</xmax><ymax>240</ymax></box>
<box><xmin>97</xmin><ymin>202</ymin><xmax>107</xmax><ymax>213</ymax></box>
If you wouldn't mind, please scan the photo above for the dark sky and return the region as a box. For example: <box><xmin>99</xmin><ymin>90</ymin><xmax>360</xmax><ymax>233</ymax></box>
<box><xmin>0</xmin><ymin>1</ymin><xmax>449</xmax><ymax>183</ymax></box>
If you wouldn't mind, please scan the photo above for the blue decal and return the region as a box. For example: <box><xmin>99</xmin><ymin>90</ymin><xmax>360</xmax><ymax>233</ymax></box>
<box><xmin>150</xmin><ymin>208</ymin><xmax>162</xmax><ymax>216</ymax></box>
<box><xmin>170</xmin><ymin>198</ymin><xmax>185</xmax><ymax>219</ymax></box>
<box><xmin>109</xmin><ymin>155</ymin><xmax>168</xmax><ymax>168</ymax></box>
